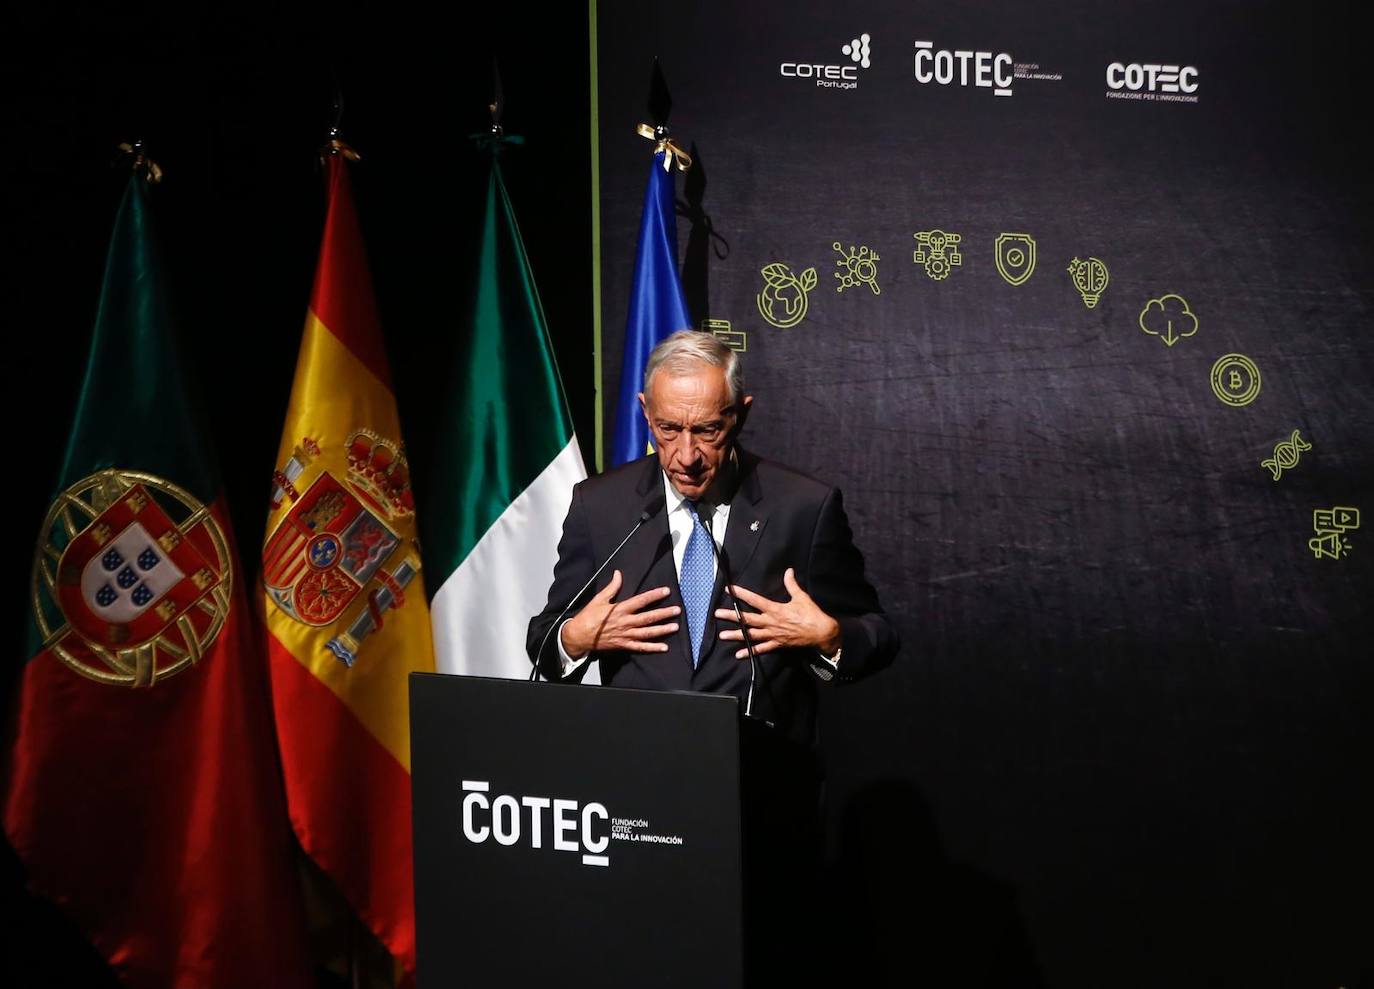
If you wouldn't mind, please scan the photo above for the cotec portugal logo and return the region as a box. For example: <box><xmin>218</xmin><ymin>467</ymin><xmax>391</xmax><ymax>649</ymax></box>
<box><xmin>780</xmin><ymin>32</ymin><xmax>872</xmax><ymax>90</ymax></box>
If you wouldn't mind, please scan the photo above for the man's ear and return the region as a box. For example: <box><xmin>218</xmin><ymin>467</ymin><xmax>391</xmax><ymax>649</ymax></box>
<box><xmin>638</xmin><ymin>391</ymin><xmax>649</xmax><ymax>422</ymax></box>
<box><xmin>732</xmin><ymin>394</ymin><xmax>753</xmax><ymax>436</ymax></box>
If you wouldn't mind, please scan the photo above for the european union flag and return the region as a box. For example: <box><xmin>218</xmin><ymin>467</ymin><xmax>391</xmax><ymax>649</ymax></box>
<box><xmin>610</xmin><ymin>151</ymin><xmax>692</xmax><ymax>466</ymax></box>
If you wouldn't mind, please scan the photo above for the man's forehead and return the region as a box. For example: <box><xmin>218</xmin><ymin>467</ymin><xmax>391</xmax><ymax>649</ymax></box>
<box><xmin>646</xmin><ymin>366</ymin><xmax>732</xmax><ymax>407</ymax></box>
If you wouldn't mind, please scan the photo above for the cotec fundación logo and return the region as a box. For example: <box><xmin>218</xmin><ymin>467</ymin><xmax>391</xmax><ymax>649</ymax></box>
<box><xmin>780</xmin><ymin>32</ymin><xmax>871</xmax><ymax>90</ymax></box>
<box><xmin>914</xmin><ymin>39</ymin><xmax>1013</xmax><ymax>96</ymax></box>
<box><xmin>460</xmin><ymin>779</ymin><xmax>687</xmax><ymax>868</ymax></box>
<box><xmin>461</xmin><ymin>779</ymin><xmax>611</xmax><ymax>867</ymax></box>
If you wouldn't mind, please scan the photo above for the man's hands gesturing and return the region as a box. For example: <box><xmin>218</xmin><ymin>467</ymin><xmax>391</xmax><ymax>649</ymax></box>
<box><xmin>714</xmin><ymin>567</ymin><xmax>842</xmax><ymax>660</ymax></box>
<box><xmin>559</xmin><ymin>569</ymin><xmax>681</xmax><ymax>659</ymax></box>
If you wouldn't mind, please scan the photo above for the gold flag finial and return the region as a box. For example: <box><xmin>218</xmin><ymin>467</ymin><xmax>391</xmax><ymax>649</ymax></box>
<box><xmin>635</xmin><ymin>123</ymin><xmax>692</xmax><ymax>172</ymax></box>
<box><xmin>116</xmin><ymin>140</ymin><xmax>163</xmax><ymax>184</ymax></box>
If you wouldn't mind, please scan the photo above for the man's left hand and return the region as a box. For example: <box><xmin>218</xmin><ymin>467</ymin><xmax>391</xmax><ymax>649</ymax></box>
<box><xmin>715</xmin><ymin>567</ymin><xmax>842</xmax><ymax>659</ymax></box>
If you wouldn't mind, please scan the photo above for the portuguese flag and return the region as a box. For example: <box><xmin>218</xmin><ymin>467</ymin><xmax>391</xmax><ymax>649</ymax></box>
<box><xmin>423</xmin><ymin>137</ymin><xmax>585</xmax><ymax>680</ymax></box>
<box><xmin>6</xmin><ymin>164</ymin><xmax>312</xmax><ymax>986</ymax></box>
<box><xmin>263</xmin><ymin>149</ymin><xmax>434</xmax><ymax>978</ymax></box>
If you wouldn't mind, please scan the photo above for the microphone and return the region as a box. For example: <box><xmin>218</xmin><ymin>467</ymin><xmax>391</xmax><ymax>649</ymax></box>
<box><xmin>530</xmin><ymin>491</ymin><xmax>668</xmax><ymax>681</ymax></box>
<box><xmin>691</xmin><ymin>502</ymin><xmax>760</xmax><ymax>719</ymax></box>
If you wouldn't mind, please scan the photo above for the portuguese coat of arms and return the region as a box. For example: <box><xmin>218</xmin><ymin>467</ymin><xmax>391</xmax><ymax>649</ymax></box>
<box><xmin>30</xmin><ymin>469</ymin><xmax>233</xmax><ymax>687</ymax></box>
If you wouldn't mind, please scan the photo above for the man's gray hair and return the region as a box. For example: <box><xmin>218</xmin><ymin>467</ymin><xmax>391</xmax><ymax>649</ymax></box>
<box><xmin>642</xmin><ymin>329</ymin><xmax>744</xmax><ymax>404</ymax></box>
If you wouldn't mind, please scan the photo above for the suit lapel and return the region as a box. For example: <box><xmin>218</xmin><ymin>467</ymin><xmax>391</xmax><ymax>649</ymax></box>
<box><xmin>705</xmin><ymin>451</ymin><xmax>769</xmax><ymax>667</ymax></box>
<box><xmin>721</xmin><ymin>450</ymin><xmax>768</xmax><ymax>583</ymax></box>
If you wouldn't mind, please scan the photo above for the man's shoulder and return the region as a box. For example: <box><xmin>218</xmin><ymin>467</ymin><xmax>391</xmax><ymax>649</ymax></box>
<box><xmin>575</xmin><ymin>455</ymin><xmax>657</xmax><ymax>501</ymax></box>
<box><xmin>742</xmin><ymin>450</ymin><xmax>836</xmax><ymax>504</ymax></box>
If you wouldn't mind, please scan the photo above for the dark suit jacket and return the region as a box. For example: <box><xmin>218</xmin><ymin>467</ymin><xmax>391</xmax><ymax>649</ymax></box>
<box><xmin>525</xmin><ymin>450</ymin><xmax>898</xmax><ymax>748</ymax></box>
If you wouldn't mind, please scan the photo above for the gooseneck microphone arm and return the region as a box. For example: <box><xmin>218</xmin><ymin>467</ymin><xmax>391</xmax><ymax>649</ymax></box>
<box><xmin>692</xmin><ymin>503</ymin><xmax>759</xmax><ymax>718</ymax></box>
<box><xmin>530</xmin><ymin>492</ymin><xmax>667</xmax><ymax>682</ymax></box>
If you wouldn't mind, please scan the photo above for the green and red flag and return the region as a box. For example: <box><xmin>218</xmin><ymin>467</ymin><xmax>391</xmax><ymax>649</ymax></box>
<box><xmin>7</xmin><ymin>156</ymin><xmax>312</xmax><ymax>987</ymax></box>
<box><xmin>262</xmin><ymin>147</ymin><xmax>434</xmax><ymax>979</ymax></box>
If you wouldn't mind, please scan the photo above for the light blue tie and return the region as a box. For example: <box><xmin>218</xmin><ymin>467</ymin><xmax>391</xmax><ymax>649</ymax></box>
<box><xmin>680</xmin><ymin>504</ymin><xmax>714</xmax><ymax>668</ymax></box>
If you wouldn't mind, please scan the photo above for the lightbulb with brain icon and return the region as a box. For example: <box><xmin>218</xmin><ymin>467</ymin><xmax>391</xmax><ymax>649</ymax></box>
<box><xmin>1068</xmin><ymin>257</ymin><xmax>1109</xmax><ymax>309</ymax></box>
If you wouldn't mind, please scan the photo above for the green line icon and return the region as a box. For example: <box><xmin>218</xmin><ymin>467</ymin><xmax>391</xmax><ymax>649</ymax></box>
<box><xmin>1261</xmin><ymin>429</ymin><xmax>1311</xmax><ymax>480</ymax></box>
<box><xmin>913</xmin><ymin>230</ymin><xmax>962</xmax><ymax>280</ymax></box>
<box><xmin>833</xmin><ymin>242</ymin><xmax>881</xmax><ymax>295</ymax></box>
<box><xmin>1138</xmin><ymin>294</ymin><xmax>1198</xmax><ymax>347</ymax></box>
<box><xmin>757</xmin><ymin>262</ymin><xmax>818</xmax><ymax>328</ymax></box>
<box><xmin>994</xmin><ymin>233</ymin><xmax>1036</xmax><ymax>285</ymax></box>
<box><xmin>702</xmin><ymin>318</ymin><xmax>746</xmax><ymax>352</ymax></box>
<box><xmin>1310</xmin><ymin>505</ymin><xmax>1360</xmax><ymax>560</ymax></box>
<box><xmin>1068</xmin><ymin>257</ymin><xmax>1109</xmax><ymax>308</ymax></box>
<box><xmin>1210</xmin><ymin>353</ymin><xmax>1261</xmax><ymax>407</ymax></box>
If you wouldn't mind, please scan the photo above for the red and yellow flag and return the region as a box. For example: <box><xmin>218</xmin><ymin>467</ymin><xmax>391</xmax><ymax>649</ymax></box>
<box><xmin>263</xmin><ymin>150</ymin><xmax>434</xmax><ymax>977</ymax></box>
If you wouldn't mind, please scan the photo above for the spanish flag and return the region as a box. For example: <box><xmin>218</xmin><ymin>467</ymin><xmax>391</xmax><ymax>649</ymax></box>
<box><xmin>263</xmin><ymin>148</ymin><xmax>434</xmax><ymax>978</ymax></box>
<box><xmin>7</xmin><ymin>154</ymin><xmax>312</xmax><ymax>987</ymax></box>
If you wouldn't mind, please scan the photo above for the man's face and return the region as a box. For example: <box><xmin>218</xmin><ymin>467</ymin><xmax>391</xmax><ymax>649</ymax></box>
<box><xmin>639</xmin><ymin>365</ymin><xmax>751</xmax><ymax>501</ymax></box>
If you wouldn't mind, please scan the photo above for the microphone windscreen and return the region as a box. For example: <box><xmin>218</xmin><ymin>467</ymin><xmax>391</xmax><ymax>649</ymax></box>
<box><xmin>640</xmin><ymin>490</ymin><xmax>667</xmax><ymax>522</ymax></box>
<box><xmin>691</xmin><ymin>499</ymin><xmax>714</xmax><ymax>529</ymax></box>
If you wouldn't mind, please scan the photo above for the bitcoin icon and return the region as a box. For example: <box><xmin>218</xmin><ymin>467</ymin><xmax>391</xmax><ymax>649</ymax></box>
<box><xmin>1210</xmin><ymin>353</ymin><xmax>1261</xmax><ymax>407</ymax></box>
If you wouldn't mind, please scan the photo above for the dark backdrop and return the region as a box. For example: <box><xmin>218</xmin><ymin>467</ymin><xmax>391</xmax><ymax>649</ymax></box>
<box><xmin>5</xmin><ymin>2</ymin><xmax>1373</xmax><ymax>986</ymax></box>
<box><xmin>2</xmin><ymin>4</ymin><xmax>593</xmax><ymax>983</ymax></box>
<box><xmin>592</xmin><ymin>1</ymin><xmax>1373</xmax><ymax>986</ymax></box>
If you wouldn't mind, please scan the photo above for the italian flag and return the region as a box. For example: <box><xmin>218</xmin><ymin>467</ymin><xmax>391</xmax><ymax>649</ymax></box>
<box><xmin>424</xmin><ymin>138</ymin><xmax>587</xmax><ymax>681</ymax></box>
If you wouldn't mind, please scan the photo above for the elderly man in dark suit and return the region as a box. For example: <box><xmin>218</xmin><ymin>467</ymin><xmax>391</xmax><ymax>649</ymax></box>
<box><xmin>527</xmin><ymin>329</ymin><xmax>897</xmax><ymax>985</ymax></box>
<box><xmin>527</xmin><ymin>328</ymin><xmax>897</xmax><ymax>746</ymax></box>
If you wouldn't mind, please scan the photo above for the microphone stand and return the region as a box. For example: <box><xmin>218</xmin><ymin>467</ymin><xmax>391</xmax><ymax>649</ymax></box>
<box><xmin>693</xmin><ymin>503</ymin><xmax>760</xmax><ymax>719</ymax></box>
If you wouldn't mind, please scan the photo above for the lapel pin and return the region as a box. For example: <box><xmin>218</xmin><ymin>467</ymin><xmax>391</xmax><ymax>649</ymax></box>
<box><xmin>750</xmin><ymin>520</ymin><xmax>760</xmax><ymax>532</ymax></box>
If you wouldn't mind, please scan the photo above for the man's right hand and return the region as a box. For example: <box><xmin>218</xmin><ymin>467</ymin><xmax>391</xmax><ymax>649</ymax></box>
<box><xmin>560</xmin><ymin>570</ymin><xmax>680</xmax><ymax>658</ymax></box>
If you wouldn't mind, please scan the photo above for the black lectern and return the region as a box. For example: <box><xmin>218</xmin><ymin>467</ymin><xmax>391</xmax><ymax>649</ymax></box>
<box><xmin>410</xmin><ymin>673</ymin><xmax>744</xmax><ymax>988</ymax></box>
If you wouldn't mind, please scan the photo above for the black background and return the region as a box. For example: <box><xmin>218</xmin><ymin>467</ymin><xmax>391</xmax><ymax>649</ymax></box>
<box><xmin>3</xmin><ymin>3</ymin><xmax>594</xmax><ymax>983</ymax></box>
<box><xmin>4</xmin><ymin>1</ymin><xmax>1373</xmax><ymax>986</ymax></box>
<box><xmin>593</xmin><ymin>2</ymin><xmax>1372</xmax><ymax>987</ymax></box>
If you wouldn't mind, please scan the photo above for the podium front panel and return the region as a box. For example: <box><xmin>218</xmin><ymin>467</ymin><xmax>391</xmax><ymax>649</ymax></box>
<box><xmin>411</xmin><ymin>673</ymin><xmax>743</xmax><ymax>988</ymax></box>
